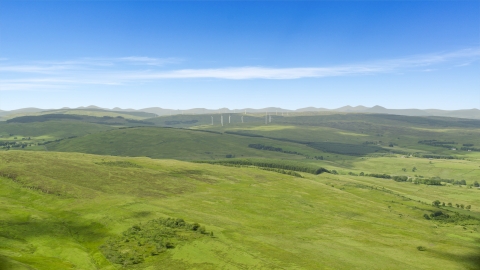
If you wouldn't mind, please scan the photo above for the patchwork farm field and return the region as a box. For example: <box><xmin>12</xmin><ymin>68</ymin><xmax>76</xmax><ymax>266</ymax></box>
<box><xmin>0</xmin><ymin>112</ymin><xmax>480</xmax><ymax>269</ymax></box>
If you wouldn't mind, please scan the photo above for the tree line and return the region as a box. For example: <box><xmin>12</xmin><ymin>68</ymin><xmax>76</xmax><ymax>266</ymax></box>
<box><xmin>248</xmin><ymin>143</ymin><xmax>304</xmax><ymax>156</ymax></box>
<box><xmin>195</xmin><ymin>159</ymin><xmax>329</xmax><ymax>175</ymax></box>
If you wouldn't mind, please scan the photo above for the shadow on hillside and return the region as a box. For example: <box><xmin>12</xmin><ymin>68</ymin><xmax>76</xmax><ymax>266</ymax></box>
<box><xmin>427</xmin><ymin>238</ymin><xmax>480</xmax><ymax>270</ymax></box>
<box><xmin>1</xmin><ymin>215</ymin><xmax>111</xmax><ymax>244</ymax></box>
<box><xmin>0</xmin><ymin>255</ymin><xmax>8</xmax><ymax>270</ymax></box>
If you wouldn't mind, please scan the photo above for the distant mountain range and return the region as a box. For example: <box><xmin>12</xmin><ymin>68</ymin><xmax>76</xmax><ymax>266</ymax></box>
<box><xmin>1</xmin><ymin>105</ymin><xmax>480</xmax><ymax>120</ymax></box>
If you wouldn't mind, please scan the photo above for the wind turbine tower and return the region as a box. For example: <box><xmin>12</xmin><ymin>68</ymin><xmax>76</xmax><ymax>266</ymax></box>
<box><xmin>241</xmin><ymin>115</ymin><xmax>244</xmax><ymax>123</ymax></box>
<box><xmin>229</xmin><ymin>115</ymin><xmax>231</xmax><ymax>124</ymax></box>
<box><xmin>221</xmin><ymin>115</ymin><xmax>224</xmax><ymax>126</ymax></box>
<box><xmin>211</xmin><ymin>116</ymin><xmax>213</xmax><ymax>125</ymax></box>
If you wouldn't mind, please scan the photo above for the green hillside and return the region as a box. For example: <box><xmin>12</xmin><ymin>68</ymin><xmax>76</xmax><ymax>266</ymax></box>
<box><xmin>4</xmin><ymin>109</ymin><xmax>157</xmax><ymax>120</ymax></box>
<box><xmin>2</xmin><ymin>113</ymin><xmax>480</xmax><ymax>269</ymax></box>
<box><xmin>47</xmin><ymin>126</ymin><xmax>329</xmax><ymax>160</ymax></box>
<box><xmin>0</xmin><ymin>121</ymin><xmax>114</xmax><ymax>140</ymax></box>
<box><xmin>0</xmin><ymin>151</ymin><xmax>478</xmax><ymax>269</ymax></box>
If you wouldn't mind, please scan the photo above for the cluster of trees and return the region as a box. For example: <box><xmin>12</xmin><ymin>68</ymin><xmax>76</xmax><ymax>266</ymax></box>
<box><xmin>100</xmin><ymin>217</ymin><xmax>212</xmax><ymax>266</ymax></box>
<box><xmin>307</xmin><ymin>142</ymin><xmax>385</xmax><ymax>156</ymax></box>
<box><xmin>423</xmin><ymin>210</ymin><xmax>450</xmax><ymax>220</ymax></box>
<box><xmin>412</xmin><ymin>178</ymin><xmax>442</xmax><ymax>185</ymax></box>
<box><xmin>363</xmin><ymin>173</ymin><xmax>410</xmax><ymax>182</ymax></box>
<box><xmin>248</xmin><ymin>143</ymin><xmax>304</xmax><ymax>156</ymax></box>
<box><xmin>95</xmin><ymin>161</ymin><xmax>142</xmax><ymax>168</ymax></box>
<box><xmin>417</xmin><ymin>140</ymin><xmax>480</xmax><ymax>152</ymax></box>
<box><xmin>460</xmin><ymin>146</ymin><xmax>480</xmax><ymax>152</ymax></box>
<box><xmin>443</xmin><ymin>179</ymin><xmax>467</xmax><ymax>185</ymax></box>
<box><xmin>418</xmin><ymin>140</ymin><xmax>456</xmax><ymax>147</ymax></box>
<box><xmin>362</xmin><ymin>141</ymin><xmax>381</xmax><ymax>145</ymax></box>
<box><xmin>365</xmin><ymin>173</ymin><xmax>391</xmax><ymax>179</ymax></box>
<box><xmin>432</xmin><ymin>200</ymin><xmax>472</xmax><ymax>210</ymax></box>
<box><xmin>413</xmin><ymin>153</ymin><xmax>457</xmax><ymax>160</ymax></box>
<box><xmin>259</xmin><ymin>167</ymin><xmax>303</xmax><ymax>177</ymax></box>
<box><xmin>37</xmin><ymin>136</ymin><xmax>78</xmax><ymax>146</ymax></box>
<box><xmin>196</xmin><ymin>159</ymin><xmax>329</xmax><ymax>175</ymax></box>
<box><xmin>424</xmin><ymin>205</ymin><xmax>477</xmax><ymax>225</ymax></box>
<box><xmin>224</xmin><ymin>131</ymin><xmax>264</xmax><ymax>138</ymax></box>
<box><xmin>0</xmin><ymin>141</ymin><xmax>32</xmax><ymax>149</ymax></box>
<box><xmin>350</xmin><ymin>171</ymin><xmax>477</xmax><ymax>187</ymax></box>
<box><xmin>249</xmin><ymin>144</ymin><xmax>283</xmax><ymax>152</ymax></box>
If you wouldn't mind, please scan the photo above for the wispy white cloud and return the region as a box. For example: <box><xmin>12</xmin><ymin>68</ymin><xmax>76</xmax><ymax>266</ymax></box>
<box><xmin>0</xmin><ymin>65</ymin><xmax>73</xmax><ymax>74</ymax></box>
<box><xmin>0</xmin><ymin>56</ymin><xmax>183</xmax><ymax>74</ymax></box>
<box><xmin>118</xmin><ymin>56</ymin><xmax>182</xmax><ymax>66</ymax></box>
<box><xmin>0</xmin><ymin>48</ymin><xmax>479</xmax><ymax>91</ymax></box>
<box><xmin>128</xmin><ymin>66</ymin><xmax>384</xmax><ymax>80</ymax></box>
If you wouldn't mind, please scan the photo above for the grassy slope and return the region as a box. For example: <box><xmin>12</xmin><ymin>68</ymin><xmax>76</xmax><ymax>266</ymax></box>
<box><xmin>0</xmin><ymin>151</ymin><xmax>479</xmax><ymax>269</ymax></box>
<box><xmin>47</xmin><ymin>126</ymin><xmax>327</xmax><ymax>160</ymax></box>
<box><xmin>0</xmin><ymin>121</ymin><xmax>114</xmax><ymax>139</ymax></box>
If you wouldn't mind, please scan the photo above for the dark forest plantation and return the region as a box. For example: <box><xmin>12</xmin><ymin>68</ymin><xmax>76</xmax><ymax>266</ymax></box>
<box><xmin>0</xmin><ymin>109</ymin><xmax>479</xmax><ymax>269</ymax></box>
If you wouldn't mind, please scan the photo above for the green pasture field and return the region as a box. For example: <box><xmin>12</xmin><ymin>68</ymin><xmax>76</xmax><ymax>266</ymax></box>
<box><xmin>1</xmin><ymin>112</ymin><xmax>480</xmax><ymax>269</ymax></box>
<box><xmin>0</xmin><ymin>121</ymin><xmax>113</xmax><ymax>139</ymax></box>
<box><xmin>47</xmin><ymin>126</ymin><xmax>332</xmax><ymax>160</ymax></box>
<box><xmin>0</xmin><ymin>151</ymin><xmax>478</xmax><ymax>270</ymax></box>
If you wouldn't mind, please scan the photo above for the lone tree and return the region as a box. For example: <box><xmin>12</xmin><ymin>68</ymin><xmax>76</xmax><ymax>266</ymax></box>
<box><xmin>432</xmin><ymin>200</ymin><xmax>441</xmax><ymax>207</ymax></box>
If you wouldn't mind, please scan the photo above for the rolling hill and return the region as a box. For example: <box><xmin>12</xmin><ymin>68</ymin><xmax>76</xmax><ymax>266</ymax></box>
<box><xmin>0</xmin><ymin>151</ymin><xmax>478</xmax><ymax>269</ymax></box>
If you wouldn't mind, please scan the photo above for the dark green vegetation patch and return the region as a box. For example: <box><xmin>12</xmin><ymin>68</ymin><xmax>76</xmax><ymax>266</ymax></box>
<box><xmin>307</xmin><ymin>142</ymin><xmax>386</xmax><ymax>156</ymax></box>
<box><xmin>196</xmin><ymin>158</ymin><xmax>329</xmax><ymax>175</ymax></box>
<box><xmin>7</xmin><ymin>114</ymin><xmax>154</xmax><ymax>126</ymax></box>
<box><xmin>100</xmin><ymin>218</ymin><xmax>211</xmax><ymax>266</ymax></box>
<box><xmin>95</xmin><ymin>161</ymin><xmax>142</xmax><ymax>168</ymax></box>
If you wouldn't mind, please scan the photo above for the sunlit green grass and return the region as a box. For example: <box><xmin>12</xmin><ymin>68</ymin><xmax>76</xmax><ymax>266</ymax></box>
<box><xmin>0</xmin><ymin>151</ymin><xmax>479</xmax><ymax>269</ymax></box>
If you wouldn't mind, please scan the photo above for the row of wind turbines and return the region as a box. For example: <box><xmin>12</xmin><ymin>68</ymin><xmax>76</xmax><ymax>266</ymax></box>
<box><xmin>211</xmin><ymin>110</ymin><xmax>289</xmax><ymax>126</ymax></box>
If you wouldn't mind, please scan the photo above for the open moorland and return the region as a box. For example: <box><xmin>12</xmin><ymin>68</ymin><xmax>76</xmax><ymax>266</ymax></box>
<box><xmin>0</xmin><ymin>110</ymin><xmax>479</xmax><ymax>269</ymax></box>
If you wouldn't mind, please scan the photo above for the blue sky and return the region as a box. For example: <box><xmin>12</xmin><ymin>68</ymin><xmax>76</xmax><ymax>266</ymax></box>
<box><xmin>0</xmin><ymin>1</ymin><xmax>479</xmax><ymax>110</ymax></box>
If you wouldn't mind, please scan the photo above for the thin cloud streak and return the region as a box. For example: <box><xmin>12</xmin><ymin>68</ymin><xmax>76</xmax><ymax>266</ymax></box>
<box><xmin>0</xmin><ymin>48</ymin><xmax>479</xmax><ymax>90</ymax></box>
<box><xmin>133</xmin><ymin>66</ymin><xmax>385</xmax><ymax>80</ymax></box>
<box><xmin>118</xmin><ymin>56</ymin><xmax>182</xmax><ymax>66</ymax></box>
<box><xmin>0</xmin><ymin>57</ymin><xmax>183</xmax><ymax>74</ymax></box>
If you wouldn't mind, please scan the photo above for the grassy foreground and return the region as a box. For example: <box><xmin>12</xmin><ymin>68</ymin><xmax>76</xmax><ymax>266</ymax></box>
<box><xmin>0</xmin><ymin>151</ymin><xmax>479</xmax><ymax>269</ymax></box>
